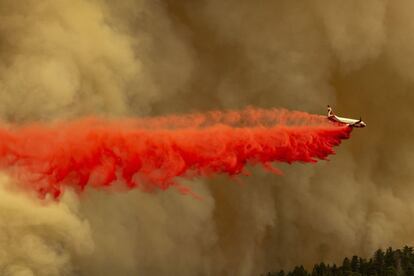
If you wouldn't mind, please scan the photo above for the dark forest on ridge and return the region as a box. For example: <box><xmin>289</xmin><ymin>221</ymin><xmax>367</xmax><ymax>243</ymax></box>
<box><xmin>265</xmin><ymin>246</ymin><xmax>414</xmax><ymax>276</ymax></box>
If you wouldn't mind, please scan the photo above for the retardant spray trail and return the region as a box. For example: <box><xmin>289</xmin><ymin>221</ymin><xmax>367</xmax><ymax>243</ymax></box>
<box><xmin>0</xmin><ymin>108</ymin><xmax>352</xmax><ymax>198</ymax></box>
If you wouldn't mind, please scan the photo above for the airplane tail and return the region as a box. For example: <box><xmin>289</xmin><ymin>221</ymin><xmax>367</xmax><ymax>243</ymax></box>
<box><xmin>327</xmin><ymin>105</ymin><xmax>334</xmax><ymax>117</ymax></box>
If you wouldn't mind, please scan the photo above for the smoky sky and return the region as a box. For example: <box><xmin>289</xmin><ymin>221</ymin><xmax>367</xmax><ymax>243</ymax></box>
<box><xmin>0</xmin><ymin>0</ymin><xmax>413</xmax><ymax>275</ymax></box>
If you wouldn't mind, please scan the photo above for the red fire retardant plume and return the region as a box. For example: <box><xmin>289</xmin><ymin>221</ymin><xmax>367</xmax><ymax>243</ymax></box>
<box><xmin>0</xmin><ymin>108</ymin><xmax>352</xmax><ymax>198</ymax></box>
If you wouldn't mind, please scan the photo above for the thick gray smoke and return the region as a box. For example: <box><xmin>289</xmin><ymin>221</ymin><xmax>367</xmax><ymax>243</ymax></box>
<box><xmin>1</xmin><ymin>0</ymin><xmax>413</xmax><ymax>275</ymax></box>
<box><xmin>0</xmin><ymin>174</ymin><xmax>93</xmax><ymax>275</ymax></box>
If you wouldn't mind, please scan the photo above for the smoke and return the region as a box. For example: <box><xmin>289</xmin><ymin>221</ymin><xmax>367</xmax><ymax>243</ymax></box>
<box><xmin>1</xmin><ymin>0</ymin><xmax>414</xmax><ymax>275</ymax></box>
<box><xmin>0</xmin><ymin>173</ymin><xmax>93</xmax><ymax>275</ymax></box>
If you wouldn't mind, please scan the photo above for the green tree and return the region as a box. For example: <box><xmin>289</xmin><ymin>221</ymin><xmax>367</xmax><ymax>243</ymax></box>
<box><xmin>373</xmin><ymin>249</ymin><xmax>385</xmax><ymax>274</ymax></box>
<box><xmin>342</xmin><ymin>257</ymin><xmax>352</xmax><ymax>273</ymax></box>
<box><xmin>358</xmin><ymin>257</ymin><xmax>369</xmax><ymax>275</ymax></box>
<box><xmin>350</xmin><ymin>256</ymin><xmax>359</xmax><ymax>272</ymax></box>
<box><xmin>384</xmin><ymin>265</ymin><xmax>398</xmax><ymax>276</ymax></box>
<box><xmin>289</xmin><ymin>265</ymin><xmax>308</xmax><ymax>276</ymax></box>
<box><xmin>312</xmin><ymin>262</ymin><xmax>330</xmax><ymax>276</ymax></box>
<box><xmin>385</xmin><ymin>247</ymin><xmax>396</xmax><ymax>268</ymax></box>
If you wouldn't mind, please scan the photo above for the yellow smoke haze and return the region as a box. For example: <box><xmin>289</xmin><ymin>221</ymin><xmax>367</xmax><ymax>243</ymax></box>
<box><xmin>0</xmin><ymin>0</ymin><xmax>413</xmax><ymax>275</ymax></box>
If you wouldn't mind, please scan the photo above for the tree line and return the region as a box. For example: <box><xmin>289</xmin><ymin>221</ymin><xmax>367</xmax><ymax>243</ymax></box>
<box><xmin>265</xmin><ymin>246</ymin><xmax>414</xmax><ymax>276</ymax></box>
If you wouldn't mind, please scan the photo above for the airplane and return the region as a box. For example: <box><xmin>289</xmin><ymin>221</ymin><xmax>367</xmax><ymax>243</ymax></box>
<box><xmin>327</xmin><ymin>105</ymin><xmax>366</xmax><ymax>128</ymax></box>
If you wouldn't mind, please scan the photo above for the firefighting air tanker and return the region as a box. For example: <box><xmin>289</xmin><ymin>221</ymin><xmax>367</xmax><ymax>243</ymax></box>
<box><xmin>327</xmin><ymin>105</ymin><xmax>366</xmax><ymax>128</ymax></box>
